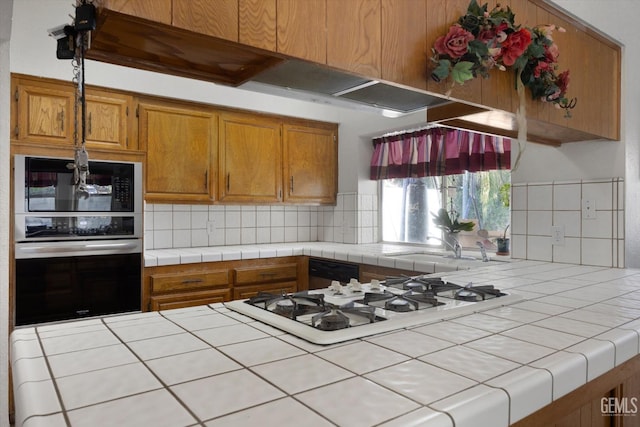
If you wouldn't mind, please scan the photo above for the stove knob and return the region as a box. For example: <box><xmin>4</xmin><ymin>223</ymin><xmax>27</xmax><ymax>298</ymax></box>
<box><xmin>370</xmin><ymin>279</ymin><xmax>381</xmax><ymax>290</ymax></box>
<box><xmin>330</xmin><ymin>280</ymin><xmax>343</xmax><ymax>293</ymax></box>
<box><xmin>349</xmin><ymin>278</ymin><xmax>362</xmax><ymax>292</ymax></box>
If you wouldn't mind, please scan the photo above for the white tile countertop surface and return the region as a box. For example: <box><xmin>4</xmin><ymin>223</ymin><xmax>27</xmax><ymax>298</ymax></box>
<box><xmin>143</xmin><ymin>242</ymin><xmax>510</xmax><ymax>273</ymax></box>
<box><xmin>11</xmin><ymin>255</ymin><xmax>640</xmax><ymax>427</ymax></box>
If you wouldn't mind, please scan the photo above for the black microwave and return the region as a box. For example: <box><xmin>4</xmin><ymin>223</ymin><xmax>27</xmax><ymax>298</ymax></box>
<box><xmin>14</xmin><ymin>155</ymin><xmax>143</xmax><ymax>242</ymax></box>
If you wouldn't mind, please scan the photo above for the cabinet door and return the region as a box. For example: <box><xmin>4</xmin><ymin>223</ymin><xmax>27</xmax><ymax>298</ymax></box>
<box><xmin>13</xmin><ymin>80</ymin><xmax>75</xmax><ymax>145</ymax></box>
<box><xmin>139</xmin><ymin>102</ymin><xmax>217</xmax><ymax>203</ymax></box>
<box><xmin>283</xmin><ymin>123</ymin><xmax>337</xmax><ymax>204</ymax></box>
<box><xmin>381</xmin><ymin>0</ymin><xmax>428</xmax><ymax>90</ymax></box>
<box><xmin>240</xmin><ymin>0</ymin><xmax>276</xmax><ymax>51</ymax></box>
<box><xmin>173</xmin><ymin>0</ymin><xmax>238</xmax><ymax>41</ymax></box>
<box><xmin>276</xmin><ymin>0</ymin><xmax>326</xmax><ymax>63</ymax></box>
<box><xmin>84</xmin><ymin>89</ymin><xmax>135</xmax><ymax>151</ymax></box>
<box><xmin>326</xmin><ymin>0</ymin><xmax>381</xmax><ymax>78</ymax></box>
<box><xmin>218</xmin><ymin>113</ymin><xmax>282</xmax><ymax>203</ymax></box>
<box><xmin>94</xmin><ymin>0</ymin><xmax>172</xmax><ymax>24</ymax></box>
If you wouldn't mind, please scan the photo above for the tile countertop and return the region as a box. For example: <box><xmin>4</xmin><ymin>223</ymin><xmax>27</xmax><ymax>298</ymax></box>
<box><xmin>11</xmin><ymin>258</ymin><xmax>640</xmax><ymax>427</ymax></box>
<box><xmin>143</xmin><ymin>242</ymin><xmax>506</xmax><ymax>273</ymax></box>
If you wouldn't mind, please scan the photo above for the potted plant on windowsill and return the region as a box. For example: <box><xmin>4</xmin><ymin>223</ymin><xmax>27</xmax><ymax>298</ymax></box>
<box><xmin>431</xmin><ymin>208</ymin><xmax>475</xmax><ymax>248</ymax></box>
<box><xmin>496</xmin><ymin>224</ymin><xmax>510</xmax><ymax>255</ymax></box>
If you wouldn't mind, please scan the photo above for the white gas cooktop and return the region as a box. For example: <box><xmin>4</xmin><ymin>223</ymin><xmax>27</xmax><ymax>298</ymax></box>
<box><xmin>225</xmin><ymin>280</ymin><xmax>522</xmax><ymax>345</ymax></box>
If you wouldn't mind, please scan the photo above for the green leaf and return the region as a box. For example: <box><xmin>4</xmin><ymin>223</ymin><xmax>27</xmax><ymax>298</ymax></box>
<box><xmin>451</xmin><ymin>61</ymin><xmax>475</xmax><ymax>84</ymax></box>
<box><xmin>432</xmin><ymin>60</ymin><xmax>451</xmax><ymax>81</ymax></box>
<box><xmin>526</xmin><ymin>43</ymin><xmax>545</xmax><ymax>59</ymax></box>
<box><xmin>466</xmin><ymin>0</ymin><xmax>486</xmax><ymax>17</ymax></box>
<box><xmin>467</xmin><ymin>39</ymin><xmax>489</xmax><ymax>57</ymax></box>
<box><xmin>512</xmin><ymin>55</ymin><xmax>528</xmax><ymax>71</ymax></box>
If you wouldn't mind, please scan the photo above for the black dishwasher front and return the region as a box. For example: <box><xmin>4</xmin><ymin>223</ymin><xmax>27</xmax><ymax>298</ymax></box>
<box><xmin>308</xmin><ymin>258</ymin><xmax>359</xmax><ymax>290</ymax></box>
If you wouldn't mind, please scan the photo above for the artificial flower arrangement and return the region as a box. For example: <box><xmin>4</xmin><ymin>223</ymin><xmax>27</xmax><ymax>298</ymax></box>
<box><xmin>430</xmin><ymin>0</ymin><xmax>575</xmax><ymax>115</ymax></box>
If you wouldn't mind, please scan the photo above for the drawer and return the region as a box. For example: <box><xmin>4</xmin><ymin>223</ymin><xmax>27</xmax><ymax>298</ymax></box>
<box><xmin>234</xmin><ymin>263</ymin><xmax>298</xmax><ymax>285</ymax></box>
<box><xmin>150</xmin><ymin>288</ymin><xmax>231</xmax><ymax>311</ymax></box>
<box><xmin>233</xmin><ymin>281</ymin><xmax>297</xmax><ymax>300</ymax></box>
<box><xmin>150</xmin><ymin>270</ymin><xmax>230</xmax><ymax>293</ymax></box>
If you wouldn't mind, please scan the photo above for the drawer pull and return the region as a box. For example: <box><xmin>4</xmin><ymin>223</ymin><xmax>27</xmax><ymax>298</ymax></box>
<box><xmin>259</xmin><ymin>272</ymin><xmax>277</xmax><ymax>276</ymax></box>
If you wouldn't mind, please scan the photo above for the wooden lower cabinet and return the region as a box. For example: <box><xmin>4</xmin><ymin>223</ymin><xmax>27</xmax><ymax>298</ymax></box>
<box><xmin>143</xmin><ymin>256</ymin><xmax>304</xmax><ymax>311</ymax></box>
<box><xmin>513</xmin><ymin>354</ymin><xmax>640</xmax><ymax>427</ymax></box>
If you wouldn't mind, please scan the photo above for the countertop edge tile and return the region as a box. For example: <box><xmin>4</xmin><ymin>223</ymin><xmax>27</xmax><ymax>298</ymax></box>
<box><xmin>565</xmin><ymin>339</ymin><xmax>616</xmax><ymax>381</ymax></box>
<box><xmin>429</xmin><ymin>384</ymin><xmax>510</xmax><ymax>427</ymax></box>
<box><xmin>485</xmin><ymin>365</ymin><xmax>553</xmax><ymax>424</ymax></box>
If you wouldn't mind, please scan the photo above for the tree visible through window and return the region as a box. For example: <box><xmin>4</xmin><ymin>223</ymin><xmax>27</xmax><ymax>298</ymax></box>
<box><xmin>380</xmin><ymin>170</ymin><xmax>510</xmax><ymax>248</ymax></box>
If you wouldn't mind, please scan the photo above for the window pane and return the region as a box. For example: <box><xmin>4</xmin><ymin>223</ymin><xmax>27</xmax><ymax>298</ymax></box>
<box><xmin>380</xmin><ymin>170</ymin><xmax>510</xmax><ymax>248</ymax></box>
<box><xmin>380</xmin><ymin>177</ymin><xmax>442</xmax><ymax>244</ymax></box>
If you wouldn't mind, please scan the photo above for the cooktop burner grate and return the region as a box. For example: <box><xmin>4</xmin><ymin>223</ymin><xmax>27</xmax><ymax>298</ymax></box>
<box><xmin>356</xmin><ymin>290</ymin><xmax>444</xmax><ymax>312</ymax></box>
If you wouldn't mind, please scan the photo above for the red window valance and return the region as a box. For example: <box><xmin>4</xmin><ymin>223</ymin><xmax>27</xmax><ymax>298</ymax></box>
<box><xmin>370</xmin><ymin>127</ymin><xmax>511</xmax><ymax>180</ymax></box>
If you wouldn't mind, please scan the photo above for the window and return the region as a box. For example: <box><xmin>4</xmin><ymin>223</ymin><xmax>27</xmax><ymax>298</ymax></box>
<box><xmin>380</xmin><ymin>170</ymin><xmax>510</xmax><ymax>248</ymax></box>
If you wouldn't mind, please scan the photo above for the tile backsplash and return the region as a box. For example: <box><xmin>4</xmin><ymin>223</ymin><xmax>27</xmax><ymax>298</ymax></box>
<box><xmin>511</xmin><ymin>178</ymin><xmax>624</xmax><ymax>268</ymax></box>
<box><xmin>146</xmin><ymin>180</ymin><xmax>624</xmax><ymax>269</ymax></box>
<box><xmin>144</xmin><ymin>193</ymin><xmax>379</xmax><ymax>250</ymax></box>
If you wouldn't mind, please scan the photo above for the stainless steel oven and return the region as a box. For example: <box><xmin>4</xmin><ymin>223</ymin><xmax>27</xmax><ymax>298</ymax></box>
<box><xmin>15</xmin><ymin>155</ymin><xmax>142</xmax><ymax>241</ymax></box>
<box><xmin>14</xmin><ymin>155</ymin><xmax>143</xmax><ymax>326</ymax></box>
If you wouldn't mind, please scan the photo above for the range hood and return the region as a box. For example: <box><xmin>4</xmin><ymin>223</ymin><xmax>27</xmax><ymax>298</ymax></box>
<box><xmin>241</xmin><ymin>59</ymin><xmax>451</xmax><ymax>115</ymax></box>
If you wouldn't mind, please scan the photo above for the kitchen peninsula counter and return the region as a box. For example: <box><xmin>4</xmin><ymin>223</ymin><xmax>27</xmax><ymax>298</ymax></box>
<box><xmin>11</xmin><ymin>257</ymin><xmax>640</xmax><ymax>426</ymax></box>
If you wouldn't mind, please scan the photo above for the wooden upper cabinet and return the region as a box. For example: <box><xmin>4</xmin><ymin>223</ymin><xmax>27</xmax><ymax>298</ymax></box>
<box><xmin>84</xmin><ymin>88</ymin><xmax>135</xmax><ymax>151</ymax></box>
<box><xmin>94</xmin><ymin>0</ymin><xmax>172</xmax><ymax>24</ymax></box>
<box><xmin>240</xmin><ymin>0</ymin><xmax>276</xmax><ymax>51</ymax></box>
<box><xmin>173</xmin><ymin>0</ymin><xmax>239</xmax><ymax>42</ymax></box>
<box><xmin>595</xmin><ymin>37</ymin><xmax>620</xmax><ymax>140</ymax></box>
<box><xmin>425</xmin><ymin>0</ymin><xmax>482</xmax><ymax>104</ymax></box>
<box><xmin>12</xmin><ymin>77</ymin><xmax>75</xmax><ymax>146</ymax></box>
<box><xmin>283</xmin><ymin>122</ymin><xmax>337</xmax><ymax>205</ymax></box>
<box><xmin>12</xmin><ymin>75</ymin><xmax>134</xmax><ymax>152</ymax></box>
<box><xmin>326</xmin><ymin>0</ymin><xmax>381</xmax><ymax>78</ymax></box>
<box><xmin>480</xmin><ymin>0</ymin><xmax>514</xmax><ymax>113</ymax></box>
<box><xmin>139</xmin><ymin>102</ymin><xmax>217</xmax><ymax>203</ymax></box>
<box><xmin>218</xmin><ymin>113</ymin><xmax>282</xmax><ymax>203</ymax></box>
<box><xmin>277</xmin><ymin>0</ymin><xmax>327</xmax><ymax>63</ymax></box>
<box><xmin>545</xmin><ymin>14</ymin><xmax>594</xmax><ymax>132</ymax></box>
<box><xmin>425</xmin><ymin>0</ymin><xmax>447</xmax><ymax>97</ymax></box>
<box><xmin>381</xmin><ymin>0</ymin><xmax>427</xmax><ymax>90</ymax></box>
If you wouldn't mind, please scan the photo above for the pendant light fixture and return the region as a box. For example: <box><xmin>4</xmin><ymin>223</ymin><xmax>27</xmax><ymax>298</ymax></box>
<box><xmin>48</xmin><ymin>0</ymin><xmax>96</xmax><ymax>195</ymax></box>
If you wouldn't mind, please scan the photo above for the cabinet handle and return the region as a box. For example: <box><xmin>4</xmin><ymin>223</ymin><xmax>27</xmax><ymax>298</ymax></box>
<box><xmin>204</xmin><ymin>170</ymin><xmax>208</xmax><ymax>190</ymax></box>
<box><xmin>182</xmin><ymin>279</ymin><xmax>204</xmax><ymax>284</ymax></box>
<box><xmin>259</xmin><ymin>272</ymin><xmax>277</xmax><ymax>277</ymax></box>
<box><xmin>88</xmin><ymin>112</ymin><xmax>92</xmax><ymax>135</ymax></box>
<box><xmin>290</xmin><ymin>176</ymin><xmax>294</xmax><ymax>193</ymax></box>
<box><xmin>59</xmin><ymin>109</ymin><xmax>64</xmax><ymax>131</ymax></box>
<box><xmin>226</xmin><ymin>173</ymin><xmax>230</xmax><ymax>192</ymax></box>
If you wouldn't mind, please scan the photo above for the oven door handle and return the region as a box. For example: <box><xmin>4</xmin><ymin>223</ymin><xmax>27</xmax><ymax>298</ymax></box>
<box><xmin>15</xmin><ymin>239</ymin><xmax>142</xmax><ymax>259</ymax></box>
